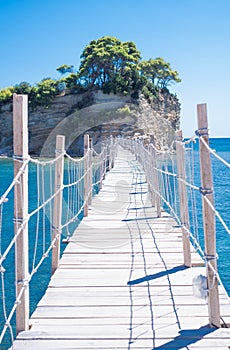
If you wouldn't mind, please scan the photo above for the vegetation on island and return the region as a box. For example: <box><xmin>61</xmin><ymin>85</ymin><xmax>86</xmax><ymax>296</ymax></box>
<box><xmin>0</xmin><ymin>36</ymin><xmax>181</xmax><ymax>109</ymax></box>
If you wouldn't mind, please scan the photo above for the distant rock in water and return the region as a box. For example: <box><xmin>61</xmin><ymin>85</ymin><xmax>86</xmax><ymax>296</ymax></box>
<box><xmin>0</xmin><ymin>90</ymin><xmax>180</xmax><ymax>157</ymax></box>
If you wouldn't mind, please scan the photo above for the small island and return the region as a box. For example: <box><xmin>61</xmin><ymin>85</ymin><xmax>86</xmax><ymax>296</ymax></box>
<box><xmin>0</xmin><ymin>36</ymin><xmax>181</xmax><ymax>156</ymax></box>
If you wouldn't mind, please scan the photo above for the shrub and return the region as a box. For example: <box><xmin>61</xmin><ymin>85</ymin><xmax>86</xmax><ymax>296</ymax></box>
<box><xmin>0</xmin><ymin>86</ymin><xmax>14</xmax><ymax>104</ymax></box>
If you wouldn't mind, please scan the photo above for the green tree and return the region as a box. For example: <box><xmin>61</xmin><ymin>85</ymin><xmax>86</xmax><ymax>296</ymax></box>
<box><xmin>30</xmin><ymin>78</ymin><xmax>58</xmax><ymax>108</ymax></box>
<box><xmin>14</xmin><ymin>81</ymin><xmax>32</xmax><ymax>95</ymax></box>
<box><xmin>140</xmin><ymin>57</ymin><xmax>181</xmax><ymax>88</ymax></box>
<box><xmin>56</xmin><ymin>64</ymin><xmax>74</xmax><ymax>76</ymax></box>
<box><xmin>79</xmin><ymin>36</ymin><xmax>141</xmax><ymax>93</ymax></box>
<box><xmin>0</xmin><ymin>86</ymin><xmax>14</xmax><ymax>104</ymax></box>
<box><xmin>62</xmin><ymin>73</ymin><xmax>84</xmax><ymax>92</ymax></box>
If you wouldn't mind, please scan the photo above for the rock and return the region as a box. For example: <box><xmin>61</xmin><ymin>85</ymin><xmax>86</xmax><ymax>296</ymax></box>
<box><xmin>0</xmin><ymin>90</ymin><xmax>180</xmax><ymax>156</ymax></box>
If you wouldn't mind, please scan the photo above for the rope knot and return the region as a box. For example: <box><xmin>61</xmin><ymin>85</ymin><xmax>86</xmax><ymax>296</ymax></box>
<box><xmin>204</xmin><ymin>254</ymin><xmax>218</xmax><ymax>262</ymax></box>
<box><xmin>199</xmin><ymin>187</ymin><xmax>213</xmax><ymax>196</ymax></box>
<box><xmin>195</xmin><ymin>128</ymin><xmax>209</xmax><ymax>137</ymax></box>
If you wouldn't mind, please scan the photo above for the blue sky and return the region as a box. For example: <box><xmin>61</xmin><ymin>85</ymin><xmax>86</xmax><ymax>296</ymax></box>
<box><xmin>0</xmin><ymin>0</ymin><xmax>229</xmax><ymax>137</ymax></box>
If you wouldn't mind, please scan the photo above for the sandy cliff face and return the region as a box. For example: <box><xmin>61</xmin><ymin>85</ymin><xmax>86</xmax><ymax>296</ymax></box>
<box><xmin>0</xmin><ymin>90</ymin><xmax>180</xmax><ymax>156</ymax></box>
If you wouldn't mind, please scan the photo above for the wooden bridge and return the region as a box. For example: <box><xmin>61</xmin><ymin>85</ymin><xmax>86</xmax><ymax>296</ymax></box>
<box><xmin>12</xmin><ymin>146</ymin><xmax>230</xmax><ymax>349</ymax></box>
<box><xmin>1</xmin><ymin>95</ymin><xmax>230</xmax><ymax>349</ymax></box>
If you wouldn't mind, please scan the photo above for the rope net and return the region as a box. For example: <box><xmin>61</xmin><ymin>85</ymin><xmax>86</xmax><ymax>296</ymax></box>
<box><xmin>0</xmin><ymin>137</ymin><xmax>114</xmax><ymax>348</ymax></box>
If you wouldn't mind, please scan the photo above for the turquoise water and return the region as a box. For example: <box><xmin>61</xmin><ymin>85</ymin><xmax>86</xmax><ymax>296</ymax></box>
<box><xmin>0</xmin><ymin>138</ymin><xmax>230</xmax><ymax>349</ymax></box>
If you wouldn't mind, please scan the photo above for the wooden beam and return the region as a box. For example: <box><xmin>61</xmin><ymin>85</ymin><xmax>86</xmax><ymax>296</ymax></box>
<box><xmin>88</xmin><ymin>138</ymin><xmax>93</xmax><ymax>205</ymax></box>
<box><xmin>151</xmin><ymin>143</ymin><xmax>161</xmax><ymax>218</ymax></box>
<box><xmin>84</xmin><ymin>135</ymin><xmax>89</xmax><ymax>216</ymax></box>
<box><xmin>52</xmin><ymin>135</ymin><xmax>65</xmax><ymax>274</ymax></box>
<box><xmin>13</xmin><ymin>93</ymin><xmax>29</xmax><ymax>334</ymax></box>
<box><xmin>197</xmin><ymin>103</ymin><xmax>220</xmax><ymax>328</ymax></box>
<box><xmin>175</xmin><ymin>130</ymin><xmax>191</xmax><ymax>267</ymax></box>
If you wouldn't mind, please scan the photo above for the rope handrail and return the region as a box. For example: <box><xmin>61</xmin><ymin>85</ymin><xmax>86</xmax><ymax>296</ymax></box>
<box><xmin>203</xmin><ymin>195</ymin><xmax>230</xmax><ymax>235</ymax></box>
<box><xmin>0</xmin><ymin>158</ymin><xmax>30</xmax><ymax>206</ymax></box>
<box><xmin>0</xmin><ymin>134</ymin><xmax>116</xmax><ymax>347</ymax></box>
<box><xmin>29</xmin><ymin>152</ymin><xmax>64</xmax><ymax>165</ymax></box>
<box><xmin>199</xmin><ymin>136</ymin><xmax>230</xmax><ymax>168</ymax></box>
<box><xmin>183</xmin><ymin>134</ymin><xmax>196</xmax><ymax>145</ymax></box>
<box><xmin>119</xmin><ymin>136</ymin><xmax>230</xmax><ymax>307</ymax></box>
<box><xmin>64</xmin><ymin>149</ymin><xmax>90</xmax><ymax>163</ymax></box>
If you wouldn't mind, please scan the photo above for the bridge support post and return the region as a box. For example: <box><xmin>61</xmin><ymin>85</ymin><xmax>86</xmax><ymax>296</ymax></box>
<box><xmin>175</xmin><ymin>130</ymin><xmax>192</xmax><ymax>267</ymax></box>
<box><xmin>52</xmin><ymin>135</ymin><xmax>65</xmax><ymax>274</ymax></box>
<box><xmin>150</xmin><ymin>142</ymin><xmax>161</xmax><ymax>217</ymax></box>
<box><xmin>84</xmin><ymin>134</ymin><xmax>90</xmax><ymax>216</ymax></box>
<box><xmin>103</xmin><ymin>142</ymin><xmax>108</xmax><ymax>178</ymax></box>
<box><xmin>110</xmin><ymin>135</ymin><xmax>115</xmax><ymax>169</ymax></box>
<box><xmin>99</xmin><ymin>144</ymin><xmax>104</xmax><ymax>190</ymax></box>
<box><xmin>88</xmin><ymin>138</ymin><xmax>93</xmax><ymax>205</ymax></box>
<box><xmin>13</xmin><ymin>94</ymin><xmax>29</xmax><ymax>334</ymax></box>
<box><xmin>197</xmin><ymin>103</ymin><xmax>220</xmax><ymax>328</ymax></box>
<box><xmin>149</xmin><ymin>136</ymin><xmax>156</xmax><ymax>207</ymax></box>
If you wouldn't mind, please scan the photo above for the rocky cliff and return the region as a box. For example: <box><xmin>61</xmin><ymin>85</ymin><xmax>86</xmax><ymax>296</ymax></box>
<box><xmin>0</xmin><ymin>90</ymin><xmax>180</xmax><ymax>157</ymax></box>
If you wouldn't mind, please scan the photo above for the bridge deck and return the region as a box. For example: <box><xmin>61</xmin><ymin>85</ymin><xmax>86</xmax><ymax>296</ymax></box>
<box><xmin>12</xmin><ymin>147</ymin><xmax>230</xmax><ymax>349</ymax></box>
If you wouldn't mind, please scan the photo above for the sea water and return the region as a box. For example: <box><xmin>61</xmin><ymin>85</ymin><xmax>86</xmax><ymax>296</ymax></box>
<box><xmin>0</xmin><ymin>138</ymin><xmax>230</xmax><ymax>349</ymax></box>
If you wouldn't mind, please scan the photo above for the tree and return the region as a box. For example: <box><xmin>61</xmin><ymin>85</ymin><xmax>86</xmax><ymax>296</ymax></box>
<box><xmin>56</xmin><ymin>64</ymin><xmax>74</xmax><ymax>76</ymax></box>
<box><xmin>31</xmin><ymin>78</ymin><xmax>58</xmax><ymax>107</ymax></box>
<box><xmin>140</xmin><ymin>57</ymin><xmax>181</xmax><ymax>88</ymax></box>
<box><xmin>14</xmin><ymin>81</ymin><xmax>32</xmax><ymax>95</ymax></box>
<box><xmin>78</xmin><ymin>36</ymin><xmax>141</xmax><ymax>93</ymax></box>
<box><xmin>0</xmin><ymin>86</ymin><xmax>14</xmax><ymax>104</ymax></box>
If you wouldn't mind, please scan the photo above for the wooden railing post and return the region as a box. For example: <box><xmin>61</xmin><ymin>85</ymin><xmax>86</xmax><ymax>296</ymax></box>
<box><xmin>103</xmin><ymin>142</ymin><xmax>107</xmax><ymax>178</ymax></box>
<box><xmin>149</xmin><ymin>136</ymin><xmax>156</xmax><ymax>207</ymax></box>
<box><xmin>84</xmin><ymin>134</ymin><xmax>89</xmax><ymax>216</ymax></box>
<box><xmin>88</xmin><ymin>138</ymin><xmax>93</xmax><ymax>205</ymax></box>
<box><xmin>13</xmin><ymin>93</ymin><xmax>29</xmax><ymax>334</ymax></box>
<box><xmin>109</xmin><ymin>135</ymin><xmax>115</xmax><ymax>169</ymax></box>
<box><xmin>197</xmin><ymin>103</ymin><xmax>220</xmax><ymax>328</ymax></box>
<box><xmin>99</xmin><ymin>144</ymin><xmax>104</xmax><ymax>190</ymax></box>
<box><xmin>175</xmin><ymin>130</ymin><xmax>192</xmax><ymax>267</ymax></box>
<box><xmin>151</xmin><ymin>142</ymin><xmax>161</xmax><ymax>218</ymax></box>
<box><xmin>52</xmin><ymin>135</ymin><xmax>65</xmax><ymax>274</ymax></box>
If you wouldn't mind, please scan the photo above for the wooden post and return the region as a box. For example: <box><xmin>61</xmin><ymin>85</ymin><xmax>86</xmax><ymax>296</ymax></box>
<box><xmin>52</xmin><ymin>135</ymin><xmax>65</xmax><ymax>274</ymax></box>
<box><xmin>197</xmin><ymin>103</ymin><xmax>220</xmax><ymax>328</ymax></box>
<box><xmin>151</xmin><ymin>142</ymin><xmax>161</xmax><ymax>217</ymax></box>
<box><xmin>109</xmin><ymin>135</ymin><xmax>114</xmax><ymax>169</ymax></box>
<box><xmin>175</xmin><ymin>130</ymin><xmax>192</xmax><ymax>267</ymax></box>
<box><xmin>99</xmin><ymin>144</ymin><xmax>104</xmax><ymax>190</ymax></box>
<box><xmin>13</xmin><ymin>93</ymin><xmax>29</xmax><ymax>334</ymax></box>
<box><xmin>103</xmin><ymin>142</ymin><xmax>107</xmax><ymax>178</ymax></box>
<box><xmin>88</xmin><ymin>138</ymin><xmax>93</xmax><ymax>205</ymax></box>
<box><xmin>149</xmin><ymin>137</ymin><xmax>155</xmax><ymax>206</ymax></box>
<box><xmin>84</xmin><ymin>134</ymin><xmax>89</xmax><ymax>216</ymax></box>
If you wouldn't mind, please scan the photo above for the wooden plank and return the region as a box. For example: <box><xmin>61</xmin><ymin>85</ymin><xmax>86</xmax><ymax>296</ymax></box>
<box><xmin>11</xmin><ymin>340</ymin><xmax>230</xmax><ymax>350</ymax></box>
<box><xmin>16</xmin><ymin>325</ymin><xmax>230</xmax><ymax>340</ymax></box>
<box><xmin>30</xmin><ymin>304</ymin><xmax>230</xmax><ymax>320</ymax></box>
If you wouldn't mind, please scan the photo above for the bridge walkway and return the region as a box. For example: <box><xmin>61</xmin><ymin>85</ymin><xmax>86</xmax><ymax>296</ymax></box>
<box><xmin>12</xmin><ymin>146</ymin><xmax>230</xmax><ymax>349</ymax></box>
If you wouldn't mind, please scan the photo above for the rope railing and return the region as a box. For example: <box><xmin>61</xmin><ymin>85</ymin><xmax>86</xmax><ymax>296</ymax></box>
<box><xmin>199</xmin><ymin>133</ymin><xmax>230</xmax><ymax>168</ymax></box>
<box><xmin>118</xmin><ymin>105</ymin><xmax>230</xmax><ymax>328</ymax></box>
<box><xmin>0</xmin><ymin>95</ymin><xmax>116</xmax><ymax>349</ymax></box>
<box><xmin>120</xmin><ymin>133</ymin><xmax>230</xmax><ymax>252</ymax></box>
<box><xmin>121</xmin><ymin>136</ymin><xmax>230</xmax><ymax>247</ymax></box>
